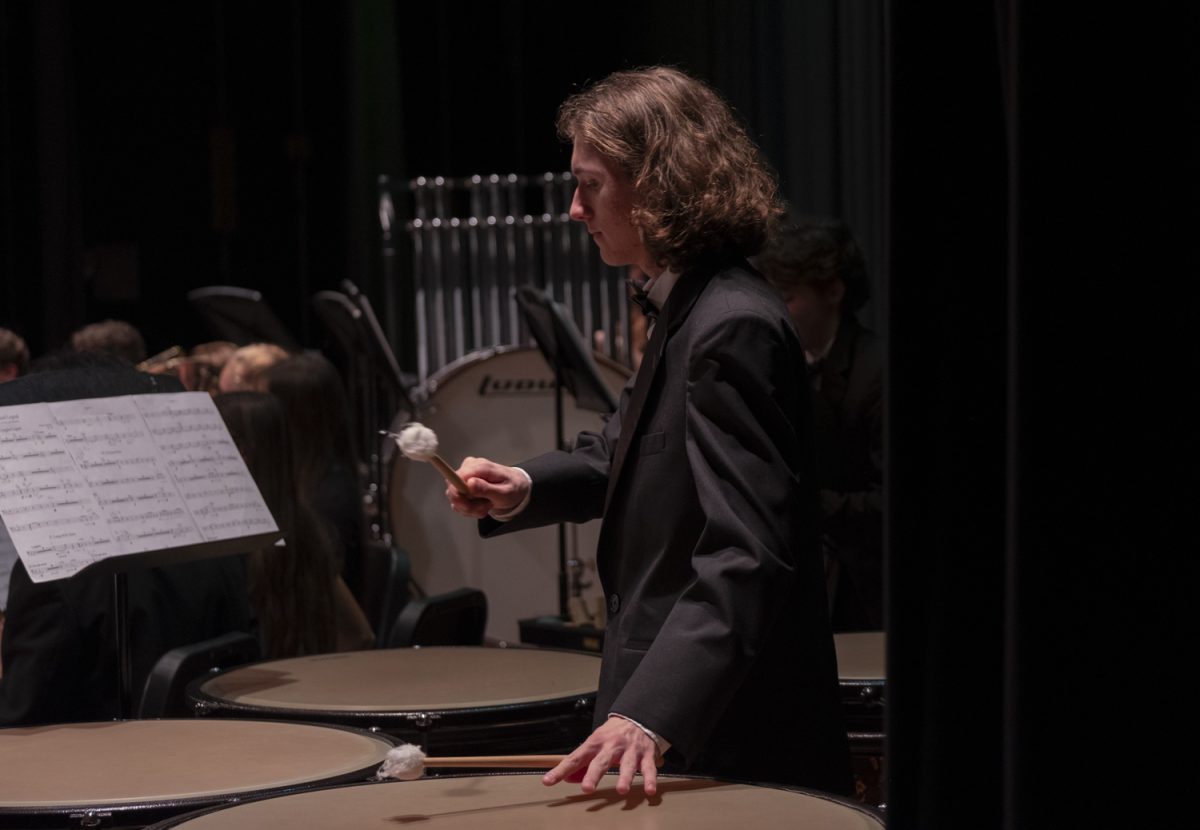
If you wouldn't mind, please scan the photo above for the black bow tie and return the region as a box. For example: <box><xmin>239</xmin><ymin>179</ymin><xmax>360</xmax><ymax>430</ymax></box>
<box><xmin>627</xmin><ymin>279</ymin><xmax>658</xmax><ymax>321</ymax></box>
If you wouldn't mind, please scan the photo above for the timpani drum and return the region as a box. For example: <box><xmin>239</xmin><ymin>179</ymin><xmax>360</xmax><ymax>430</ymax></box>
<box><xmin>386</xmin><ymin>346</ymin><xmax>631</xmax><ymax>643</ymax></box>
<box><xmin>0</xmin><ymin>720</ymin><xmax>394</xmax><ymax>829</ymax></box>
<box><xmin>144</xmin><ymin>773</ymin><xmax>885</xmax><ymax>830</ymax></box>
<box><xmin>834</xmin><ymin>631</ymin><xmax>886</xmax><ymax>805</ymax></box>
<box><xmin>187</xmin><ymin>646</ymin><xmax>601</xmax><ymax>756</ymax></box>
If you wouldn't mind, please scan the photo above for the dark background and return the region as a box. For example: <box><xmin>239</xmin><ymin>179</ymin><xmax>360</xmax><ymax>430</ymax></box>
<box><xmin>1</xmin><ymin>2</ymin><xmax>1194</xmax><ymax>828</ymax></box>
<box><xmin>0</xmin><ymin>0</ymin><xmax>884</xmax><ymax>363</ymax></box>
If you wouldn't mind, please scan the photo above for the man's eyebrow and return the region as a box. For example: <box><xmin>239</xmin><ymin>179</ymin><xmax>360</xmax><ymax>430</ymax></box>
<box><xmin>572</xmin><ymin>164</ymin><xmax>605</xmax><ymax>178</ymax></box>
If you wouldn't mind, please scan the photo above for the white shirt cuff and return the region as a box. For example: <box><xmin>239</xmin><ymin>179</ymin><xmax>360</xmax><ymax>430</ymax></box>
<box><xmin>487</xmin><ymin>467</ymin><xmax>532</xmax><ymax>521</ymax></box>
<box><xmin>608</xmin><ymin>713</ymin><xmax>671</xmax><ymax>756</ymax></box>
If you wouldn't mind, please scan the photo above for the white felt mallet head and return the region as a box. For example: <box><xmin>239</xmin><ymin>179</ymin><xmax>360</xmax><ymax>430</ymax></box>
<box><xmin>375</xmin><ymin>743</ymin><xmax>427</xmax><ymax>781</ymax></box>
<box><xmin>381</xmin><ymin>423</ymin><xmax>468</xmax><ymax>494</ymax></box>
<box><xmin>397</xmin><ymin>422</ymin><xmax>438</xmax><ymax>461</ymax></box>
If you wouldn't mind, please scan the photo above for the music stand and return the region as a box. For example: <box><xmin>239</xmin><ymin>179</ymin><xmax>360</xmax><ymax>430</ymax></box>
<box><xmin>514</xmin><ymin>285</ymin><xmax>618</xmax><ymax>419</ymax></box>
<box><xmin>312</xmin><ymin>285</ymin><xmax>416</xmax><ymax>543</ymax></box>
<box><xmin>514</xmin><ymin>285</ymin><xmax>618</xmax><ymax>617</ymax></box>
<box><xmin>85</xmin><ymin>534</ymin><xmax>281</xmax><ymax>717</ymax></box>
<box><xmin>187</xmin><ymin>286</ymin><xmax>302</xmax><ymax>352</ymax></box>
<box><xmin>0</xmin><ymin>384</ymin><xmax>281</xmax><ymax>719</ymax></box>
<box><xmin>340</xmin><ymin>279</ymin><xmax>415</xmax><ymax>408</ymax></box>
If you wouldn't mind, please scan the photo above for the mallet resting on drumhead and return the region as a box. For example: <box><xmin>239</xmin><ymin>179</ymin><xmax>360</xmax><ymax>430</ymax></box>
<box><xmin>383</xmin><ymin>423</ymin><xmax>469</xmax><ymax>495</ymax></box>
<box><xmin>376</xmin><ymin>744</ymin><xmax>566</xmax><ymax>781</ymax></box>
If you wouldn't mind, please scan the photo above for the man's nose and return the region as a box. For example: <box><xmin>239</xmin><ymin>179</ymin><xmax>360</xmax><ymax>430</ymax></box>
<box><xmin>569</xmin><ymin>189</ymin><xmax>589</xmax><ymax>222</ymax></box>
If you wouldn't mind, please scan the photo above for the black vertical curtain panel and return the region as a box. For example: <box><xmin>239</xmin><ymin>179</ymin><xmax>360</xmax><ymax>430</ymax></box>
<box><xmin>887</xmin><ymin>1</ymin><xmax>1194</xmax><ymax>828</ymax></box>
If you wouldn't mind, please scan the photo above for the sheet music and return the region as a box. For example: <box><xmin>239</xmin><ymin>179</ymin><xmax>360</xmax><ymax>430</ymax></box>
<box><xmin>0</xmin><ymin>392</ymin><xmax>277</xmax><ymax>583</ymax></box>
<box><xmin>135</xmin><ymin>393</ymin><xmax>277</xmax><ymax>541</ymax></box>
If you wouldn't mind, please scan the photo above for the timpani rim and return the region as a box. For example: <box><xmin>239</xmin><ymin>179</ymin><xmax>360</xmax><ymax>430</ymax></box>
<box><xmin>139</xmin><ymin>772</ymin><xmax>886</xmax><ymax>830</ymax></box>
<box><xmin>0</xmin><ymin>719</ymin><xmax>396</xmax><ymax>819</ymax></box>
<box><xmin>189</xmin><ymin>645</ymin><xmax>602</xmax><ymax>715</ymax></box>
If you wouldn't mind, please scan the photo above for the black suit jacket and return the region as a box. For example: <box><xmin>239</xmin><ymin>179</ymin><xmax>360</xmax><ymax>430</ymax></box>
<box><xmin>484</xmin><ymin>260</ymin><xmax>852</xmax><ymax>793</ymax></box>
<box><xmin>810</xmin><ymin>316</ymin><xmax>885</xmax><ymax>632</ymax></box>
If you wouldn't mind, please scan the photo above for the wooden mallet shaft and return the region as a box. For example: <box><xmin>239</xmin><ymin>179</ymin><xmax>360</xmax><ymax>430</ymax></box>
<box><xmin>422</xmin><ymin>754</ymin><xmax>565</xmax><ymax>770</ymax></box>
<box><xmin>428</xmin><ymin>454</ymin><xmax>469</xmax><ymax>495</ymax></box>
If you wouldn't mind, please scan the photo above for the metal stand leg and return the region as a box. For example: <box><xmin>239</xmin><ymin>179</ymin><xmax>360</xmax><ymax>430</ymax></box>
<box><xmin>113</xmin><ymin>571</ymin><xmax>133</xmax><ymax>718</ymax></box>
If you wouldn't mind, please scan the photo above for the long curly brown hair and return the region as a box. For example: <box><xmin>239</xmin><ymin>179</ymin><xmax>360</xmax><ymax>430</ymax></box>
<box><xmin>557</xmin><ymin>66</ymin><xmax>782</xmax><ymax>274</ymax></box>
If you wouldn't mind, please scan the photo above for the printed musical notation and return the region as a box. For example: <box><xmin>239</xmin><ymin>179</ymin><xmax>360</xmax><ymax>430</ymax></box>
<box><xmin>0</xmin><ymin>392</ymin><xmax>278</xmax><ymax>583</ymax></box>
<box><xmin>137</xmin><ymin>393</ymin><xmax>277</xmax><ymax>541</ymax></box>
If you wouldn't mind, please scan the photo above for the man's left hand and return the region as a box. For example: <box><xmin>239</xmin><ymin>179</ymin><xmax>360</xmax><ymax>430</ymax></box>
<box><xmin>543</xmin><ymin>716</ymin><xmax>662</xmax><ymax>795</ymax></box>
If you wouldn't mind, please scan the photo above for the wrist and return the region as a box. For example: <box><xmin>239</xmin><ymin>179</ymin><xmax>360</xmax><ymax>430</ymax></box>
<box><xmin>608</xmin><ymin>713</ymin><xmax>671</xmax><ymax>756</ymax></box>
<box><xmin>488</xmin><ymin>467</ymin><xmax>532</xmax><ymax>521</ymax></box>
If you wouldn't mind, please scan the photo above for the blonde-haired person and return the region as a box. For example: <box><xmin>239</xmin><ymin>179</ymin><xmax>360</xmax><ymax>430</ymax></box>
<box><xmin>218</xmin><ymin>342</ymin><xmax>288</xmax><ymax>393</ymax></box>
<box><xmin>446</xmin><ymin>67</ymin><xmax>852</xmax><ymax>797</ymax></box>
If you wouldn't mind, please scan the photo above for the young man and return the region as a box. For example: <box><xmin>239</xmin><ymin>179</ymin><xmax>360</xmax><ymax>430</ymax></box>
<box><xmin>446</xmin><ymin>67</ymin><xmax>852</xmax><ymax>796</ymax></box>
<box><xmin>755</xmin><ymin>218</ymin><xmax>885</xmax><ymax>632</ymax></box>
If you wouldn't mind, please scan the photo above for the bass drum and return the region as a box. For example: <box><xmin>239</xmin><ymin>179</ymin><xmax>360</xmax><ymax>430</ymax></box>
<box><xmin>386</xmin><ymin>346</ymin><xmax>631</xmax><ymax>643</ymax></box>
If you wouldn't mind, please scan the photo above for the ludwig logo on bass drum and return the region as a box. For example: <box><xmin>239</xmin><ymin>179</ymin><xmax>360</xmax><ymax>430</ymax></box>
<box><xmin>477</xmin><ymin>374</ymin><xmax>556</xmax><ymax>396</ymax></box>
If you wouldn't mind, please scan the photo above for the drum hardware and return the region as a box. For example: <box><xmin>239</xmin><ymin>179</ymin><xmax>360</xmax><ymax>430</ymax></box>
<box><xmin>70</xmin><ymin>810</ymin><xmax>107</xmax><ymax>828</ymax></box>
<box><xmin>402</xmin><ymin>712</ymin><xmax>442</xmax><ymax>729</ymax></box>
<box><xmin>833</xmin><ymin>631</ymin><xmax>887</xmax><ymax>807</ymax></box>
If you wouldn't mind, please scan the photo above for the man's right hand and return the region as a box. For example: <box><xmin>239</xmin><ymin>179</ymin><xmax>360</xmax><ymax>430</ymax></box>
<box><xmin>446</xmin><ymin>456</ymin><xmax>530</xmax><ymax>518</ymax></box>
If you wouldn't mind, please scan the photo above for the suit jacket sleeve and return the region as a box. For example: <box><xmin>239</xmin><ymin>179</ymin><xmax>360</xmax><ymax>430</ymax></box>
<box><xmin>479</xmin><ymin>393</ymin><xmax>624</xmax><ymax>537</ymax></box>
<box><xmin>609</xmin><ymin>308</ymin><xmax>807</xmax><ymax>759</ymax></box>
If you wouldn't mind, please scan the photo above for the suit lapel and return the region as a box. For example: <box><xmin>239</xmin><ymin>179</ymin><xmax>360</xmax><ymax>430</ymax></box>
<box><xmin>604</xmin><ymin>310</ymin><xmax>667</xmax><ymax>512</ymax></box>
<box><xmin>603</xmin><ymin>267</ymin><xmax>716</xmax><ymax>512</ymax></box>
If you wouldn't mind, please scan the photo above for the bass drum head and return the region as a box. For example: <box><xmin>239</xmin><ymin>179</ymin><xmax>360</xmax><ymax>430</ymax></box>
<box><xmin>387</xmin><ymin>346</ymin><xmax>630</xmax><ymax>643</ymax></box>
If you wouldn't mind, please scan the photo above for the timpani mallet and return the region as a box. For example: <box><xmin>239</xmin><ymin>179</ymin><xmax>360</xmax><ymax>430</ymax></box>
<box><xmin>375</xmin><ymin>744</ymin><xmax>566</xmax><ymax>781</ymax></box>
<box><xmin>382</xmin><ymin>423</ymin><xmax>469</xmax><ymax>495</ymax></box>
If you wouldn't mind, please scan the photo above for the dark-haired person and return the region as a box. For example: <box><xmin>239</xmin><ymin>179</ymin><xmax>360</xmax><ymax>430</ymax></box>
<box><xmin>264</xmin><ymin>352</ymin><xmax>367</xmax><ymax>601</ymax></box>
<box><xmin>446</xmin><ymin>67</ymin><xmax>851</xmax><ymax>796</ymax></box>
<box><xmin>755</xmin><ymin>217</ymin><xmax>884</xmax><ymax>632</ymax></box>
<box><xmin>214</xmin><ymin>392</ymin><xmax>373</xmax><ymax>657</ymax></box>
<box><xmin>68</xmin><ymin>319</ymin><xmax>147</xmax><ymax>366</ymax></box>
